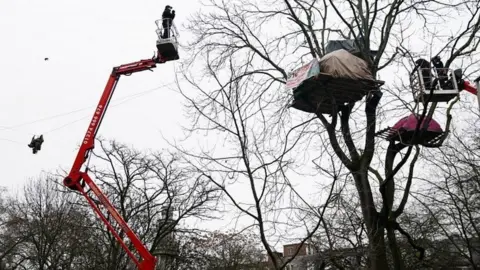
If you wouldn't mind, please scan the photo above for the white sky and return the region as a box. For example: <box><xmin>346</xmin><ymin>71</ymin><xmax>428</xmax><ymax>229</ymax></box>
<box><xmin>0</xmin><ymin>0</ymin><xmax>478</xmax><ymax>251</ymax></box>
<box><xmin>0</xmin><ymin>0</ymin><xmax>199</xmax><ymax>192</ymax></box>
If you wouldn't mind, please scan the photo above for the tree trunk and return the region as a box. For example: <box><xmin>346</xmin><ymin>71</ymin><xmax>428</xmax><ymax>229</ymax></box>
<box><xmin>387</xmin><ymin>226</ymin><xmax>405</xmax><ymax>270</ymax></box>
<box><xmin>353</xmin><ymin>172</ymin><xmax>390</xmax><ymax>269</ymax></box>
<box><xmin>367</xmin><ymin>218</ymin><xmax>390</xmax><ymax>270</ymax></box>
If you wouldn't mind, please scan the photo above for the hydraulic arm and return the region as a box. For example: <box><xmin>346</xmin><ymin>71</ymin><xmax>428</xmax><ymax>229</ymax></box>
<box><xmin>463</xmin><ymin>77</ymin><xmax>479</xmax><ymax>95</ymax></box>
<box><xmin>63</xmin><ymin>56</ymin><xmax>164</xmax><ymax>270</ymax></box>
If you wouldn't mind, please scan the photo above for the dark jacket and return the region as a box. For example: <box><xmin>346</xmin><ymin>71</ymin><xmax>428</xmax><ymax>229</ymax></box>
<box><xmin>162</xmin><ymin>9</ymin><xmax>175</xmax><ymax>20</ymax></box>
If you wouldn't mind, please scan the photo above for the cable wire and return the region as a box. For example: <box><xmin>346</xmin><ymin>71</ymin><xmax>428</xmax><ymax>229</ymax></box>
<box><xmin>0</xmin><ymin>81</ymin><xmax>177</xmax><ymax>145</ymax></box>
<box><xmin>0</xmin><ymin>138</ymin><xmax>24</xmax><ymax>145</ymax></box>
<box><xmin>0</xmin><ymin>81</ymin><xmax>176</xmax><ymax>132</ymax></box>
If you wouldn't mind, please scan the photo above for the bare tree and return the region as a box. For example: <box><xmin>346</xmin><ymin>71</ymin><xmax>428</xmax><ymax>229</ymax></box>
<box><xmin>312</xmin><ymin>190</ymin><xmax>368</xmax><ymax>269</ymax></box>
<box><xmin>77</xmin><ymin>138</ymin><xmax>221</xmax><ymax>270</ymax></box>
<box><xmin>0</xmin><ymin>186</ymin><xmax>30</xmax><ymax>270</ymax></box>
<box><xmin>174</xmin><ymin>230</ymin><xmax>266</xmax><ymax>269</ymax></box>
<box><xmin>178</xmin><ymin>0</ymin><xmax>480</xmax><ymax>269</ymax></box>
<box><xmin>410</xmin><ymin>129</ymin><xmax>480</xmax><ymax>269</ymax></box>
<box><xmin>1</xmin><ymin>176</ymin><xmax>93</xmax><ymax>270</ymax></box>
<box><xmin>175</xmin><ymin>47</ymin><xmax>340</xmax><ymax>268</ymax></box>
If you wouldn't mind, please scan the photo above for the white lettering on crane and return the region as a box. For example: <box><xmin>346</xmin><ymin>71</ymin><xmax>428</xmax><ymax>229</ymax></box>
<box><xmin>83</xmin><ymin>104</ymin><xmax>104</xmax><ymax>144</ymax></box>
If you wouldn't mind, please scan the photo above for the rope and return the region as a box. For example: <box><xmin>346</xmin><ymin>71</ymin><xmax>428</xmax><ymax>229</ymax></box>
<box><xmin>0</xmin><ymin>81</ymin><xmax>177</xmax><ymax>146</ymax></box>
<box><xmin>42</xmin><ymin>115</ymin><xmax>91</xmax><ymax>135</ymax></box>
<box><xmin>3</xmin><ymin>81</ymin><xmax>176</xmax><ymax>131</ymax></box>
<box><xmin>0</xmin><ymin>81</ymin><xmax>176</xmax><ymax>133</ymax></box>
<box><xmin>0</xmin><ymin>138</ymin><xmax>24</xmax><ymax>145</ymax></box>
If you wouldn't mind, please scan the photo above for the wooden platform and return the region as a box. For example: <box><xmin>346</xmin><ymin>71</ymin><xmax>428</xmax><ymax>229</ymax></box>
<box><xmin>375</xmin><ymin>127</ymin><xmax>444</xmax><ymax>146</ymax></box>
<box><xmin>290</xmin><ymin>73</ymin><xmax>384</xmax><ymax>114</ymax></box>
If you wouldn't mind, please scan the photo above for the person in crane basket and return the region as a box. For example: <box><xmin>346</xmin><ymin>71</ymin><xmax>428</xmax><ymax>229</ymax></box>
<box><xmin>162</xmin><ymin>5</ymin><xmax>176</xmax><ymax>39</ymax></box>
<box><xmin>415</xmin><ymin>56</ymin><xmax>459</xmax><ymax>91</ymax></box>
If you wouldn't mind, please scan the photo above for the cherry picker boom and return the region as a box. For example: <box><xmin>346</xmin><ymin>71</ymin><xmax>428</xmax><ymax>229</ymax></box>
<box><xmin>63</xmin><ymin>18</ymin><xmax>180</xmax><ymax>270</ymax></box>
<box><xmin>63</xmin><ymin>58</ymin><xmax>159</xmax><ymax>270</ymax></box>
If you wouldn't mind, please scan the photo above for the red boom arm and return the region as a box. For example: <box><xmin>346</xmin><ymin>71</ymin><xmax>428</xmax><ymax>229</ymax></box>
<box><xmin>63</xmin><ymin>57</ymin><xmax>163</xmax><ymax>270</ymax></box>
<box><xmin>463</xmin><ymin>80</ymin><xmax>478</xmax><ymax>95</ymax></box>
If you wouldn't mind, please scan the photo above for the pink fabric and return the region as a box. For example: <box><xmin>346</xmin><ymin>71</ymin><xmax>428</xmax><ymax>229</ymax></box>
<box><xmin>391</xmin><ymin>114</ymin><xmax>443</xmax><ymax>132</ymax></box>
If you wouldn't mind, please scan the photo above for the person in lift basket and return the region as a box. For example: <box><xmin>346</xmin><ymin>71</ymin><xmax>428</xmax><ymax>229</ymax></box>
<box><xmin>162</xmin><ymin>5</ymin><xmax>176</xmax><ymax>39</ymax></box>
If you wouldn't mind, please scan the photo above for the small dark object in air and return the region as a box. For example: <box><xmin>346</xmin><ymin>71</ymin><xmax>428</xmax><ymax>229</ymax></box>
<box><xmin>44</xmin><ymin>58</ymin><xmax>49</xmax><ymax>61</ymax></box>
<box><xmin>28</xmin><ymin>135</ymin><xmax>44</xmax><ymax>154</ymax></box>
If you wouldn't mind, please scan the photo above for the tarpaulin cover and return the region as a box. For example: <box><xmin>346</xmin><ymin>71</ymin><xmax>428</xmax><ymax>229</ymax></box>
<box><xmin>286</xmin><ymin>59</ymin><xmax>320</xmax><ymax>90</ymax></box>
<box><xmin>391</xmin><ymin>114</ymin><xmax>443</xmax><ymax>133</ymax></box>
<box><xmin>326</xmin><ymin>40</ymin><xmax>378</xmax><ymax>58</ymax></box>
<box><xmin>326</xmin><ymin>40</ymin><xmax>360</xmax><ymax>54</ymax></box>
<box><xmin>319</xmin><ymin>49</ymin><xmax>374</xmax><ymax>81</ymax></box>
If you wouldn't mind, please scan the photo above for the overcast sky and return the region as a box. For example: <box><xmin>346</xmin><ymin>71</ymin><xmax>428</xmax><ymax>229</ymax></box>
<box><xmin>1</xmin><ymin>0</ymin><xmax>478</xmax><ymax>246</ymax></box>
<box><xmin>0</xmin><ymin>0</ymin><xmax>200</xmax><ymax>192</ymax></box>
<box><xmin>0</xmin><ymin>0</ymin><xmax>325</xmax><ymax>237</ymax></box>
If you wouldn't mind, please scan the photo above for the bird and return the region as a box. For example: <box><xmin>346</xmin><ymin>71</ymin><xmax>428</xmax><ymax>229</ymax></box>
<box><xmin>44</xmin><ymin>57</ymin><xmax>49</xmax><ymax>61</ymax></box>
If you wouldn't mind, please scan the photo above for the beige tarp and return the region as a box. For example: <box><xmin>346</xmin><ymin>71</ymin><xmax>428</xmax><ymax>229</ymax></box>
<box><xmin>319</xmin><ymin>49</ymin><xmax>374</xmax><ymax>81</ymax></box>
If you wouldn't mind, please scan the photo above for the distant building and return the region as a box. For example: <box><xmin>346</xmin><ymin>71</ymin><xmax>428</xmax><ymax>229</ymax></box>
<box><xmin>281</xmin><ymin>243</ymin><xmax>317</xmax><ymax>270</ymax></box>
<box><xmin>263</xmin><ymin>237</ymin><xmax>480</xmax><ymax>270</ymax></box>
<box><xmin>264</xmin><ymin>251</ymin><xmax>284</xmax><ymax>269</ymax></box>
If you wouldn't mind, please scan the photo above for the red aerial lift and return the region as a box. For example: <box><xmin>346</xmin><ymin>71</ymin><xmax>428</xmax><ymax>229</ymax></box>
<box><xmin>63</xmin><ymin>18</ymin><xmax>179</xmax><ymax>270</ymax></box>
<box><xmin>463</xmin><ymin>78</ymin><xmax>479</xmax><ymax>95</ymax></box>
